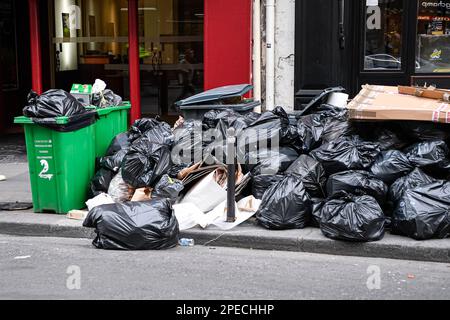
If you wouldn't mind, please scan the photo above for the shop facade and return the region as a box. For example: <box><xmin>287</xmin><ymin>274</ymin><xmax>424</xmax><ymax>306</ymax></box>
<box><xmin>0</xmin><ymin>0</ymin><xmax>252</xmax><ymax>133</ymax></box>
<box><xmin>295</xmin><ymin>0</ymin><xmax>450</xmax><ymax>103</ymax></box>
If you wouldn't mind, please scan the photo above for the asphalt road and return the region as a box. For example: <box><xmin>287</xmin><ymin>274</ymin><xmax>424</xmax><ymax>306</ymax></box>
<box><xmin>0</xmin><ymin>234</ymin><xmax>449</xmax><ymax>300</ymax></box>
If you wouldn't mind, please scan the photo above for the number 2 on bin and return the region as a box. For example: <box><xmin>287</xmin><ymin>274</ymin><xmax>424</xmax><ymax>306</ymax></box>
<box><xmin>39</xmin><ymin>160</ymin><xmax>54</xmax><ymax>181</ymax></box>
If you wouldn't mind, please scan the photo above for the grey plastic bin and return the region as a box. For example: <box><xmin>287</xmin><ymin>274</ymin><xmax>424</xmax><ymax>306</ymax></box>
<box><xmin>175</xmin><ymin>84</ymin><xmax>261</xmax><ymax>120</ymax></box>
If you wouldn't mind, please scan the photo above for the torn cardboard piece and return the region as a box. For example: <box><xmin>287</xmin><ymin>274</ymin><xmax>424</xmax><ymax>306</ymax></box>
<box><xmin>181</xmin><ymin>171</ymin><xmax>228</xmax><ymax>212</ymax></box>
<box><xmin>347</xmin><ymin>85</ymin><xmax>450</xmax><ymax>123</ymax></box>
<box><xmin>67</xmin><ymin>210</ymin><xmax>89</xmax><ymax>221</ymax></box>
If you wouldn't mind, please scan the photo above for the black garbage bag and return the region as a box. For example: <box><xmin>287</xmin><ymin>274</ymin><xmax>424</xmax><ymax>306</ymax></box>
<box><xmin>311</xmin><ymin>198</ymin><xmax>325</xmax><ymax>228</ymax></box>
<box><xmin>285</xmin><ymin>155</ymin><xmax>327</xmax><ymax>198</ymax></box>
<box><xmin>273</xmin><ymin>107</ymin><xmax>302</xmax><ymax>149</ymax></box>
<box><xmin>121</xmin><ymin>138</ymin><xmax>172</xmax><ymax>188</ymax></box>
<box><xmin>99</xmin><ymin>149</ymin><xmax>128</xmax><ymax>172</ymax></box>
<box><xmin>296</xmin><ymin>115</ymin><xmax>322</xmax><ymax>153</ymax></box>
<box><xmin>252</xmin><ymin>174</ymin><xmax>284</xmax><ymax>200</ymax></box>
<box><xmin>352</xmin><ymin>122</ymin><xmax>410</xmax><ymax>151</ymax></box>
<box><xmin>88</xmin><ymin>168</ymin><xmax>115</xmax><ymax>198</ymax></box>
<box><xmin>92</xmin><ymin>89</ymin><xmax>123</xmax><ymax>109</ymax></box>
<box><xmin>105</xmin><ymin>133</ymin><xmax>131</xmax><ymax>156</ymax></box>
<box><xmin>83</xmin><ymin>199</ymin><xmax>179</xmax><ymax>250</ymax></box>
<box><xmin>24</xmin><ymin>89</ymin><xmax>87</xmax><ymax>118</ymax></box>
<box><xmin>143</xmin><ymin>121</ymin><xmax>174</xmax><ymax>147</ymax></box>
<box><xmin>296</xmin><ymin>105</ymin><xmax>352</xmax><ymax>153</ymax></box>
<box><xmin>243</xmin><ymin>147</ymin><xmax>299</xmax><ymax>175</ymax></box>
<box><xmin>317</xmin><ymin>105</ymin><xmax>353</xmax><ymax>143</ymax></box>
<box><xmin>23</xmin><ymin>90</ymin><xmax>97</xmax><ymax>132</ymax></box>
<box><xmin>310</xmin><ymin>136</ymin><xmax>381</xmax><ymax>175</ymax></box>
<box><xmin>404</xmin><ymin>140</ymin><xmax>449</xmax><ymax>168</ymax></box>
<box><xmin>152</xmin><ymin>175</ymin><xmax>184</xmax><ymax>204</ymax></box>
<box><xmin>389</xmin><ymin>168</ymin><xmax>438</xmax><ymax>204</ymax></box>
<box><xmin>327</xmin><ymin>171</ymin><xmax>388</xmax><ymax>206</ymax></box>
<box><xmin>99</xmin><ymin>133</ymin><xmax>131</xmax><ymax>172</ymax></box>
<box><xmin>320</xmin><ymin>192</ymin><xmax>385</xmax><ymax>242</ymax></box>
<box><xmin>128</xmin><ymin>118</ymin><xmax>174</xmax><ymax>146</ymax></box>
<box><xmin>392</xmin><ymin>181</ymin><xmax>450</xmax><ymax>240</ymax></box>
<box><xmin>239</xmin><ymin>107</ymin><xmax>301</xmax><ymax>153</ymax></box>
<box><xmin>373</xmin><ymin>129</ymin><xmax>408</xmax><ymax>151</ymax></box>
<box><xmin>256</xmin><ymin>174</ymin><xmax>311</xmax><ymax>230</ymax></box>
<box><xmin>171</xmin><ymin>120</ymin><xmax>204</xmax><ymax>169</ymax></box>
<box><xmin>202</xmin><ymin>109</ymin><xmax>256</xmax><ymax>136</ymax></box>
<box><xmin>370</xmin><ymin>150</ymin><xmax>414</xmax><ymax>184</ymax></box>
<box><xmin>400</xmin><ymin>121</ymin><xmax>450</xmax><ymax>142</ymax></box>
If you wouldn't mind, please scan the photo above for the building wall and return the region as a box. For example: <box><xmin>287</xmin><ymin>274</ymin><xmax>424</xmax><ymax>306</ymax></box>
<box><xmin>204</xmin><ymin>0</ymin><xmax>252</xmax><ymax>90</ymax></box>
<box><xmin>274</xmin><ymin>0</ymin><xmax>295</xmax><ymax>110</ymax></box>
<box><xmin>258</xmin><ymin>0</ymin><xmax>295</xmax><ymax>111</ymax></box>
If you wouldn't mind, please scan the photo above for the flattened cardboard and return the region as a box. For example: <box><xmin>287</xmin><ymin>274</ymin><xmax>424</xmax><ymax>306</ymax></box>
<box><xmin>348</xmin><ymin>85</ymin><xmax>450</xmax><ymax>123</ymax></box>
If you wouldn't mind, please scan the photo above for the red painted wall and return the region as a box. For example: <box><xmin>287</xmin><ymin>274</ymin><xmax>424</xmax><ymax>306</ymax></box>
<box><xmin>204</xmin><ymin>0</ymin><xmax>252</xmax><ymax>90</ymax></box>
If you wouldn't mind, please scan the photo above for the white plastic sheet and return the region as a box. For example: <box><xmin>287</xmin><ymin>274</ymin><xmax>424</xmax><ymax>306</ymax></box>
<box><xmin>86</xmin><ymin>193</ymin><xmax>115</xmax><ymax>211</ymax></box>
<box><xmin>174</xmin><ymin>196</ymin><xmax>261</xmax><ymax>231</ymax></box>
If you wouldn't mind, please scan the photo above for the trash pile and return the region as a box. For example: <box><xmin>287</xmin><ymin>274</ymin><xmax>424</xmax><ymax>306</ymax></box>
<box><xmin>82</xmin><ymin>84</ymin><xmax>450</xmax><ymax>250</ymax></box>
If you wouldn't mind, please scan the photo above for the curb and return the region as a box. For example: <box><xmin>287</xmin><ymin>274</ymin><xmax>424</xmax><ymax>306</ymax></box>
<box><xmin>0</xmin><ymin>212</ymin><xmax>449</xmax><ymax>263</ymax></box>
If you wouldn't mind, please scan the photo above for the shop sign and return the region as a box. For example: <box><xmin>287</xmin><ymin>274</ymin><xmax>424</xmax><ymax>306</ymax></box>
<box><xmin>421</xmin><ymin>1</ymin><xmax>450</xmax><ymax>10</ymax></box>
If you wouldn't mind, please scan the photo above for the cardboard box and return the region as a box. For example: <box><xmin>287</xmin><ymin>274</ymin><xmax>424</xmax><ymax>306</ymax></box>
<box><xmin>70</xmin><ymin>84</ymin><xmax>93</xmax><ymax>105</ymax></box>
<box><xmin>347</xmin><ymin>85</ymin><xmax>450</xmax><ymax>123</ymax></box>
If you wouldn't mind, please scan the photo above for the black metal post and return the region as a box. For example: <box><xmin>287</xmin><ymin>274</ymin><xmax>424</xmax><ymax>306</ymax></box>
<box><xmin>226</xmin><ymin>128</ymin><xmax>236</xmax><ymax>223</ymax></box>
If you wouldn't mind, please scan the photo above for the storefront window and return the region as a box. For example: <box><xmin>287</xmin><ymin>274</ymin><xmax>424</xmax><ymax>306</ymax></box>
<box><xmin>138</xmin><ymin>0</ymin><xmax>204</xmax><ymax>116</ymax></box>
<box><xmin>416</xmin><ymin>0</ymin><xmax>450</xmax><ymax>73</ymax></box>
<box><xmin>364</xmin><ymin>0</ymin><xmax>404</xmax><ymax>71</ymax></box>
<box><xmin>52</xmin><ymin>0</ymin><xmax>204</xmax><ymax>119</ymax></box>
<box><xmin>53</xmin><ymin>0</ymin><xmax>130</xmax><ymax>99</ymax></box>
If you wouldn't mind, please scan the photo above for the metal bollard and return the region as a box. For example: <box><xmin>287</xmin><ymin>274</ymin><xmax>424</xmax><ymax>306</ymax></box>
<box><xmin>226</xmin><ymin>127</ymin><xmax>236</xmax><ymax>223</ymax></box>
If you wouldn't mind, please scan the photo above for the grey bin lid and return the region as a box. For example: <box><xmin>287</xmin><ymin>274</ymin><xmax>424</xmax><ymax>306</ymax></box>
<box><xmin>176</xmin><ymin>84</ymin><xmax>254</xmax><ymax>107</ymax></box>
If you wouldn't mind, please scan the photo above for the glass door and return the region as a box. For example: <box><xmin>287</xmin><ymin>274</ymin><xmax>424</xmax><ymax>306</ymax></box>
<box><xmin>364</xmin><ymin>0</ymin><xmax>404</xmax><ymax>71</ymax></box>
<box><xmin>356</xmin><ymin>0</ymin><xmax>413</xmax><ymax>89</ymax></box>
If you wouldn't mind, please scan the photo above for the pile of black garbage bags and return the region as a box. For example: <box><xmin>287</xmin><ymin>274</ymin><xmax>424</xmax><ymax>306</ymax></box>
<box><xmin>84</xmin><ymin>103</ymin><xmax>450</xmax><ymax>251</ymax></box>
<box><xmin>253</xmin><ymin>104</ymin><xmax>450</xmax><ymax>242</ymax></box>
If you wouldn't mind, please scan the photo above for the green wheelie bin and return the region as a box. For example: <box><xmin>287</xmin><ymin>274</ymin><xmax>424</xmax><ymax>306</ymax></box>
<box><xmin>14</xmin><ymin>116</ymin><xmax>96</xmax><ymax>214</ymax></box>
<box><xmin>87</xmin><ymin>102</ymin><xmax>131</xmax><ymax>158</ymax></box>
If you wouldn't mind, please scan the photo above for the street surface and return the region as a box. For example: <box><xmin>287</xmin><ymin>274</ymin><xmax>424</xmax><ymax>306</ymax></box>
<box><xmin>0</xmin><ymin>234</ymin><xmax>449</xmax><ymax>300</ymax></box>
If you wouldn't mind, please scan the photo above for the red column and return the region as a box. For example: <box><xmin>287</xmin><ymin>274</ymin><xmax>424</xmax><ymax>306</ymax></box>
<box><xmin>204</xmin><ymin>0</ymin><xmax>252</xmax><ymax>90</ymax></box>
<box><xmin>128</xmin><ymin>0</ymin><xmax>141</xmax><ymax>124</ymax></box>
<box><xmin>28</xmin><ymin>0</ymin><xmax>43</xmax><ymax>94</ymax></box>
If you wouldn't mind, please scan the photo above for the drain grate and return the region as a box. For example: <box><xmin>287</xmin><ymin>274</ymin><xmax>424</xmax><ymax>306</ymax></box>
<box><xmin>0</xmin><ymin>202</ymin><xmax>33</xmax><ymax>211</ymax></box>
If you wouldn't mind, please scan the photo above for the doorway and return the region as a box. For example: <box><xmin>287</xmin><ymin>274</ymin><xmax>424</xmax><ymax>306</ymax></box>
<box><xmin>354</xmin><ymin>0</ymin><xmax>450</xmax><ymax>91</ymax></box>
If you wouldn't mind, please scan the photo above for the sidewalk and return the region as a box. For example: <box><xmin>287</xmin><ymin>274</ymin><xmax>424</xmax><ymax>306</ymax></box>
<box><xmin>1</xmin><ymin>161</ymin><xmax>450</xmax><ymax>263</ymax></box>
